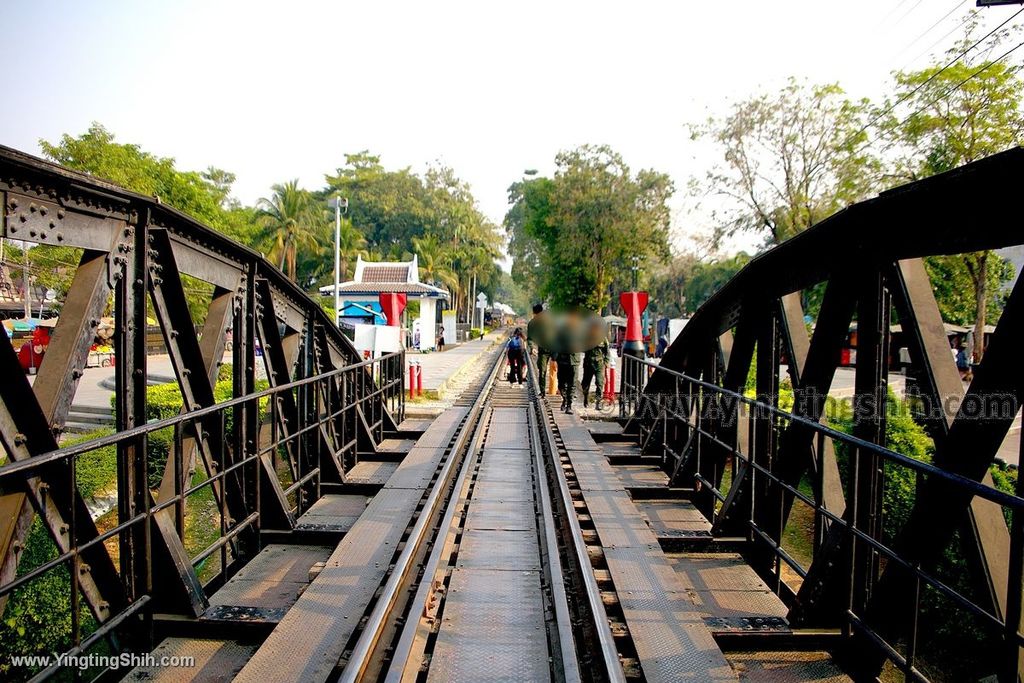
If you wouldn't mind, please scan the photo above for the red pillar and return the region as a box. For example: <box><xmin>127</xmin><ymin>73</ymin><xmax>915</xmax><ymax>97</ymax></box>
<box><xmin>619</xmin><ymin>291</ymin><xmax>649</xmax><ymax>353</ymax></box>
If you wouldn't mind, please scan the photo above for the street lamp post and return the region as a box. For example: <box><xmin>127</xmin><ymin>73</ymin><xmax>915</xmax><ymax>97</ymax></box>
<box><xmin>328</xmin><ymin>196</ymin><xmax>349</xmax><ymax>327</ymax></box>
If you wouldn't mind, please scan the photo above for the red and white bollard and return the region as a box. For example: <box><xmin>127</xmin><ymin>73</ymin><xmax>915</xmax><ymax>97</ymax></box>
<box><xmin>409</xmin><ymin>361</ymin><xmax>419</xmax><ymax>399</ymax></box>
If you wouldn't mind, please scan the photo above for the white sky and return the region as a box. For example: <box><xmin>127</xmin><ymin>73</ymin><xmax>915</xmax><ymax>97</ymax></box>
<box><xmin>3</xmin><ymin>0</ymin><xmax>1015</xmax><ymax>257</ymax></box>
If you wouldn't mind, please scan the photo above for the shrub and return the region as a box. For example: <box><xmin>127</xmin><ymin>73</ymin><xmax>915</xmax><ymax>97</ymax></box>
<box><xmin>110</xmin><ymin>374</ymin><xmax>269</xmax><ymax>488</ymax></box>
<box><xmin>61</xmin><ymin>428</ymin><xmax>118</xmax><ymax>500</ymax></box>
<box><xmin>0</xmin><ymin>521</ymin><xmax>100</xmax><ymax>680</ymax></box>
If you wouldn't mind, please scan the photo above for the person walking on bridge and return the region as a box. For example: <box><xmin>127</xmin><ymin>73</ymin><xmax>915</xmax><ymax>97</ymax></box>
<box><xmin>507</xmin><ymin>328</ymin><xmax>526</xmax><ymax>384</ymax></box>
<box><xmin>555</xmin><ymin>351</ymin><xmax>579</xmax><ymax>413</ymax></box>
<box><xmin>527</xmin><ymin>303</ymin><xmax>552</xmax><ymax>390</ymax></box>
<box><xmin>582</xmin><ymin>336</ymin><xmax>609</xmax><ymax>410</ymax></box>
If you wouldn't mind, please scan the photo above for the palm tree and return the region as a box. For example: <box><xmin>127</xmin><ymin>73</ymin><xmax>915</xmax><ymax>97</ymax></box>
<box><xmin>258</xmin><ymin>180</ymin><xmax>319</xmax><ymax>282</ymax></box>
<box><xmin>413</xmin><ymin>235</ymin><xmax>458</xmax><ymax>291</ymax></box>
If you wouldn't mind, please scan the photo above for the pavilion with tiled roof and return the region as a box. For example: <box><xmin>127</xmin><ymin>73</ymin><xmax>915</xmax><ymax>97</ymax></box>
<box><xmin>319</xmin><ymin>255</ymin><xmax>449</xmax><ymax>350</ymax></box>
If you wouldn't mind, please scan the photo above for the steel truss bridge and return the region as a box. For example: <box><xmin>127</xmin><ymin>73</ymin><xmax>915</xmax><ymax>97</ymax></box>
<box><xmin>1</xmin><ymin>145</ymin><xmax>1023</xmax><ymax>682</ymax></box>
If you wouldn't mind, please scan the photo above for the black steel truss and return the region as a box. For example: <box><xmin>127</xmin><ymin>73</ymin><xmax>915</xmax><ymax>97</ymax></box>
<box><xmin>623</xmin><ymin>147</ymin><xmax>1024</xmax><ymax>682</ymax></box>
<box><xmin>0</xmin><ymin>145</ymin><xmax>405</xmax><ymax>672</ymax></box>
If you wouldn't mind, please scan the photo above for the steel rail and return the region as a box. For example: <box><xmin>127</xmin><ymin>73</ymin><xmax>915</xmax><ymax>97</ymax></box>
<box><xmin>340</xmin><ymin>341</ymin><xmax>508</xmax><ymax>683</ymax></box>
<box><xmin>527</xmin><ymin>393</ymin><xmax>583</xmax><ymax>683</ymax></box>
<box><xmin>526</xmin><ymin>351</ymin><xmax>627</xmax><ymax>683</ymax></box>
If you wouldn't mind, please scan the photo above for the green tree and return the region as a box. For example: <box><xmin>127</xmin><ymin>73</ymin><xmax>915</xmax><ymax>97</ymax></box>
<box><xmin>423</xmin><ymin>165</ymin><xmax>502</xmax><ymax>322</ymax></box>
<box><xmin>925</xmin><ymin>253</ymin><xmax>1014</xmax><ymax>329</ymax></box>
<box><xmin>647</xmin><ymin>252</ymin><xmax>753</xmax><ymax>318</ymax></box>
<box><xmin>505</xmin><ymin>145</ymin><xmax>673</xmax><ymax>311</ymax></box>
<box><xmin>257</xmin><ymin>180</ymin><xmax>322</xmax><ymax>283</ymax></box>
<box><xmin>336</xmin><ymin>217</ymin><xmax>367</xmax><ymax>282</ymax></box>
<box><xmin>324</xmin><ymin>152</ymin><xmax>435</xmax><ymax>254</ymax></box>
<box><xmin>881</xmin><ymin>15</ymin><xmax>1024</xmax><ymax>361</ymax></box>
<box><xmin>691</xmin><ymin>79</ymin><xmax>877</xmax><ymax>248</ymax></box>
<box><xmin>412</xmin><ymin>235</ymin><xmax>458</xmax><ymax>293</ymax></box>
<box><xmin>40</xmin><ymin>124</ymin><xmax>252</xmax><ymax>239</ymax></box>
<box><xmin>36</xmin><ymin>124</ymin><xmax>262</xmax><ymax>318</ymax></box>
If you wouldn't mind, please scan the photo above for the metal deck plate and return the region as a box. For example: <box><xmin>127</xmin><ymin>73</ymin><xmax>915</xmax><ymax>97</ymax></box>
<box><xmin>207</xmin><ymin>580</ymin><xmax>303</xmax><ymax>611</ymax></box>
<box><xmin>124</xmin><ymin>638</ymin><xmax>258</xmax><ymax>682</ymax></box>
<box><xmin>296</xmin><ymin>494</ymin><xmax>370</xmax><ymax>532</ymax></box>
<box><xmin>412</xmin><ymin>409</ymin><xmax>469</xmax><ymax>448</ymax></box>
<box><xmin>574</xmin><ymin>465</ymin><xmax>628</xmax><ymax>492</ymax></box>
<box><xmin>490</xmin><ymin>407</ymin><xmax>529</xmax><ymax>423</ymax></box>
<box><xmin>484</xmin><ymin>420</ymin><xmax>530</xmax><ymax>450</ymax></box>
<box><xmin>481</xmin><ymin>447</ymin><xmax>533</xmax><ymax>460</ymax></box>
<box><xmin>224</xmin><ymin>544</ymin><xmax>333</xmax><ymax>584</ymax></box>
<box><xmin>666</xmin><ymin>552</ymin><xmax>789</xmax><ymax>619</ymax></box>
<box><xmin>666</xmin><ymin>553</ymin><xmax>776</xmax><ymax>592</ymax></box>
<box><xmin>376</xmin><ymin>438</ymin><xmax>417</xmax><ymax>453</ymax></box>
<box><xmin>635</xmin><ymin>500</ymin><xmax>713</xmax><ymax>536</ymax></box>
<box><xmin>383</xmin><ymin>437</ymin><xmax>455</xmax><ymax>489</ymax></box>
<box><xmin>208</xmin><ymin>544</ymin><xmax>332</xmax><ymax>611</ymax></box>
<box><xmin>603</xmin><ymin>545</ymin><xmax>699</xmax><ymax>604</ymax></box>
<box><xmin>585</xmin><ymin>419</ymin><xmax>625</xmax><ymax>435</ymax></box>
<box><xmin>476</xmin><ymin>458</ymin><xmax>532</xmax><ymax>483</ymax></box>
<box><xmin>397</xmin><ymin>417</ymin><xmax>434</xmax><ymax>432</ymax></box>
<box><xmin>613</xmin><ymin>465</ymin><xmax>670</xmax><ymax>489</ymax></box>
<box><xmin>427</xmin><ymin>569</ymin><xmax>550</xmax><ymax>683</ymax></box>
<box><xmin>236</xmin><ymin>487</ymin><xmax>425</xmax><ymax>682</ymax></box>
<box><xmin>559</xmin><ymin>430</ymin><xmax>605</xmax><ymax>451</ymax></box>
<box><xmin>561</xmin><ymin>441</ymin><xmax>736</xmax><ymax>681</ymax></box>
<box><xmin>691</xmin><ymin>589</ymin><xmax>790</xmax><ymax>619</ymax></box>
<box><xmin>346</xmin><ymin>459</ymin><xmax>399</xmax><ymax>486</ymax></box>
<box><xmin>603</xmin><ymin>546</ymin><xmax>736</xmax><ymax>681</ymax></box>
<box><xmin>456</xmin><ymin>528</ymin><xmax>541</xmax><ymax>571</ymax></box>
<box><xmin>472</xmin><ymin>478</ymin><xmax>534</xmax><ymax>502</ymax></box>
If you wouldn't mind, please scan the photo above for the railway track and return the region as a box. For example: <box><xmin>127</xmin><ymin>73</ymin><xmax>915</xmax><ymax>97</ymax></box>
<box><xmin>339</xmin><ymin>346</ymin><xmax>627</xmax><ymax>683</ymax></box>
<box><xmin>131</xmin><ymin>341</ymin><xmax>777</xmax><ymax>683</ymax></box>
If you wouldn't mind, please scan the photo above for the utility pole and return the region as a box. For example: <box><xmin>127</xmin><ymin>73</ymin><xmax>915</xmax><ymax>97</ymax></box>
<box><xmin>328</xmin><ymin>196</ymin><xmax>349</xmax><ymax>327</ymax></box>
<box><xmin>23</xmin><ymin>242</ymin><xmax>30</xmax><ymax>320</ymax></box>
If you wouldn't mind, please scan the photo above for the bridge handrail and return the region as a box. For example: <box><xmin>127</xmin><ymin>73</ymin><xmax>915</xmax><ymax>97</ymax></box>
<box><xmin>0</xmin><ymin>350</ymin><xmax>404</xmax><ymax>479</ymax></box>
<box><xmin>621</xmin><ymin>353</ymin><xmax>1024</xmax><ymax>512</ymax></box>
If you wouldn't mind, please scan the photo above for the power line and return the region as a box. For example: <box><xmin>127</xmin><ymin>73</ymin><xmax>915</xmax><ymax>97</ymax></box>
<box><xmin>863</xmin><ymin>32</ymin><xmax>1024</xmax><ymax>167</ymax></box>
<box><xmin>880</xmin><ymin>0</ymin><xmax>916</xmax><ymax>27</ymax></box>
<box><xmin>850</xmin><ymin>5</ymin><xmax>1024</xmax><ymax>151</ymax></box>
<box><xmin>895</xmin><ymin>0</ymin><xmax>970</xmax><ymax>59</ymax></box>
<box><xmin>903</xmin><ymin>9</ymin><xmax>974</xmax><ymax>68</ymax></box>
<box><xmin>911</xmin><ymin>36</ymin><xmax>1024</xmax><ymax>115</ymax></box>
<box><xmin>894</xmin><ymin>0</ymin><xmax>929</xmax><ymax>26</ymax></box>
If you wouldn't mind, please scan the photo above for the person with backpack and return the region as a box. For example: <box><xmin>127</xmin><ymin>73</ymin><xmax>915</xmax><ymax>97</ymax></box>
<box><xmin>507</xmin><ymin>328</ymin><xmax>526</xmax><ymax>384</ymax></box>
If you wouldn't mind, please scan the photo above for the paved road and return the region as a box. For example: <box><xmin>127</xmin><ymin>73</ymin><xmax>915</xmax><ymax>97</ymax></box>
<box><xmin>30</xmin><ymin>334</ymin><xmax>504</xmax><ymax>411</ymax></box>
